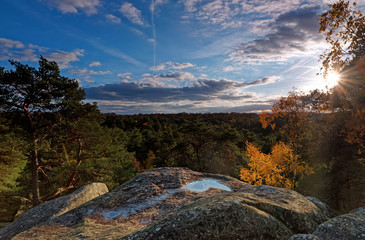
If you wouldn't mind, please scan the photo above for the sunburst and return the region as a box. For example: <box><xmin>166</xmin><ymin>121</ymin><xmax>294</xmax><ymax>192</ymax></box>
<box><xmin>324</xmin><ymin>71</ymin><xmax>340</xmax><ymax>89</ymax></box>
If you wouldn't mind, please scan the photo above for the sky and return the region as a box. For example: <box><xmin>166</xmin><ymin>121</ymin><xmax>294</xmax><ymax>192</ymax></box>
<box><xmin>1</xmin><ymin>0</ymin><xmax>364</xmax><ymax>114</ymax></box>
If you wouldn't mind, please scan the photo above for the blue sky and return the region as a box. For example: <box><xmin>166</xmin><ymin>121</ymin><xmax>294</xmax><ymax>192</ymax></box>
<box><xmin>1</xmin><ymin>0</ymin><xmax>363</xmax><ymax>114</ymax></box>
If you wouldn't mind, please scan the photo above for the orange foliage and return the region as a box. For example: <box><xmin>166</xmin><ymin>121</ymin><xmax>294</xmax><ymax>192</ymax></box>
<box><xmin>240</xmin><ymin>141</ymin><xmax>313</xmax><ymax>189</ymax></box>
<box><xmin>342</xmin><ymin>108</ymin><xmax>365</xmax><ymax>154</ymax></box>
<box><xmin>259</xmin><ymin>91</ymin><xmax>312</xmax><ymax>151</ymax></box>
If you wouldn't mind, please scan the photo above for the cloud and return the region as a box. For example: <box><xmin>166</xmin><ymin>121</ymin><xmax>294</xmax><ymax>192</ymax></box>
<box><xmin>150</xmin><ymin>61</ymin><xmax>196</xmax><ymax>71</ymax></box>
<box><xmin>227</xmin><ymin>5</ymin><xmax>323</xmax><ymax>63</ymax></box>
<box><xmin>68</xmin><ymin>68</ymin><xmax>112</xmax><ymax>75</ymax></box>
<box><xmin>41</xmin><ymin>0</ymin><xmax>101</xmax><ymax>15</ymax></box>
<box><xmin>118</xmin><ymin>73</ymin><xmax>133</xmax><ymax>81</ymax></box>
<box><xmin>45</xmin><ymin>49</ymin><xmax>85</xmax><ymax>69</ymax></box>
<box><xmin>88</xmin><ymin>40</ymin><xmax>146</xmax><ymax>67</ymax></box>
<box><xmin>86</xmin><ymin>79</ymin><xmax>241</xmax><ymax>102</ymax></box>
<box><xmin>240</xmin><ymin>0</ymin><xmax>303</xmax><ymax>16</ymax></box>
<box><xmin>244</xmin><ymin>76</ymin><xmax>280</xmax><ymax>86</ymax></box>
<box><xmin>105</xmin><ymin>14</ymin><xmax>121</xmax><ymax>24</ymax></box>
<box><xmin>0</xmin><ymin>38</ymin><xmax>25</xmax><ymax>48</ymax></box>
<box><xmin>223</xmin><ymin>66</ymin><xmax>238</xmax><ymax>72</ymax></box>
<box><xmin>120</xmin><ymin>2</ymin><xmax>146</xmax><ymax>26</ymax></box>
<box><xmin>157</xmin><ymin>72</ymin><xmax>196</xmax><ymax>81</ymax></box>
<box><xmin>0</xmin><ymin>38</ymin><xmax>83</xmax><ymax>67</ymax></box>
<box><xmin>180</xmin><ymin>0</ymin><xmax>201</xmax><ymax>12</ymax></box>
<box><xmin>182</xmin><ymin>0</ymin><xmax>243</xmax><ymax>28</ymax></box>
<box><xmin>89</xmin><ymin>61</ymin><xmax>101</xmax><ymax>67</ymax></box>
<box><xmin>85</xmin><ymin>75</ymin><xmax>277</xmax><ymax>103</ymax></box>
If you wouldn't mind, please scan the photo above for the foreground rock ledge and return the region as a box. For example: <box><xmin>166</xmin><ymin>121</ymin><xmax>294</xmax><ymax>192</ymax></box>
<box><xmin>0</xmin><ymin>182</ymin><xmax>109</xmax><ymax>240</ymax></box>
<box><xmin>2</xmin><ymin>167</ymin><xmax>357</xmax><ymax>240</ymax></box>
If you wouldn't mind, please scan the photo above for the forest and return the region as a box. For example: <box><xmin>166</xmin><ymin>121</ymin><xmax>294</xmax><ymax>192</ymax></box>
<box><xmin>0</xmin><ymin>0</ymin><xmax>364</xmax><ymax>223</ymax></box>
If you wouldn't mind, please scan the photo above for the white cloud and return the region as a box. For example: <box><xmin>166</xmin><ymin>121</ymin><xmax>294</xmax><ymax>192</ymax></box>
<box><xmin>0</xmin><ymin>38</ymin><xmax>24</xmax><ymax>48</ymax></box>
<box><xmin>89</xmin><ymin>61</ymin><xmax>101</xmax><ymax>67</ymax></box>
<box><xmin>69</xmin><ymin>68</ymin><xmax>112</xmax><ymax>75</ymax></box>
<box><xmin>0</xmin><ymin>38</ymin><xmax>84</xmax><ymax>67</ymax></box>
<box><xmin>227</xmin><ymin>6</ymin><xmax>323</xmax><ymax>64</ymax></box>
<box><xmin>150</xmin><ymin>61</ymin><xmax>196</xmax><ymax>71</ymax></box>
<box><xmin>105</xmin><ymin>14</ymin><xmax>121</xmax><ymax>24</ymax></box>
<box><xmin>41</xmin><ymin>0</ymin><xmax>101</xmax><ymax>15</ymax></box>
<box><xmin>45</xmin><ymin>49</ymin><xmax>85</xmax><ymax>69</ymax></box>
<box><xmin>120</xmin><ymin>2</ymin><xmax>146</xmax><ymax>26</ymax></box>
<box><xmin>117</xmin><ymin>73</ymin><xmax>133</xmax><ymax>81</ymax></box>
<box><xmin>180</xmin><ymin>0</ymin><xmax>202</xmax><ymax>12</ymax></box>
<box><xmin>223</xmin><ymin>66</ymin><xmax>236</xmax><ymax>72</ymax></box>
<box><xmin>240</xmin><ymin>0</ymin><xmax>302</xmax><ymax>16</ymax></box>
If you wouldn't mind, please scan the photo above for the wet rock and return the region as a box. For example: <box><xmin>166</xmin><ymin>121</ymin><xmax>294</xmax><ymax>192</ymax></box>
<box><xmin>0</xmin><ymin>182</ymin><xmax>108</xmax><ymax>240</ymax></box>
<box><xmin>6</xmin><ymin>168</ymin><xmax>332</xmax><ymax>239</ymax></box>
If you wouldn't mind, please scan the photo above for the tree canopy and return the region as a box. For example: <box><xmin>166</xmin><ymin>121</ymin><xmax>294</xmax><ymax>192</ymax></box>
<box><xmin>0</xmin><ymin>57</ymin><xmax>85</xmax><ymax>206</ymax></box>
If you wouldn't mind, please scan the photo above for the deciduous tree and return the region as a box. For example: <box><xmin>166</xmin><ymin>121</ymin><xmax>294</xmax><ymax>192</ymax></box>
<box><xmin>240</xmin><ymin>142</ymin><xmax>313</xmax><ymax>189</ymax></box>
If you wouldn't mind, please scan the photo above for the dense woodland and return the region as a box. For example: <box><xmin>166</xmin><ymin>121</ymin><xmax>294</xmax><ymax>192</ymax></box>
<box><xmin>0</xmin><ymin>0</ymin><xmax>364</xmax><ymax>219</ymax></box>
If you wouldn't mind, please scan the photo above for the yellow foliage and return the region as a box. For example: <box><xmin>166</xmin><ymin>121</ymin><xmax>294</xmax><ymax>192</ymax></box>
<box><xmin>240</xmin><ymin>141</ymin><xmax>313</xmax><ymax>189</ymax></box>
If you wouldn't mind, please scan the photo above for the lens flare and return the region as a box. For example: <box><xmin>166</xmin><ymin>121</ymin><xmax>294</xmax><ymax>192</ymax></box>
<box><xmin>325</xmin><ymin>71</ymin><xmax>340</xmax><ymax>88</ymax></box>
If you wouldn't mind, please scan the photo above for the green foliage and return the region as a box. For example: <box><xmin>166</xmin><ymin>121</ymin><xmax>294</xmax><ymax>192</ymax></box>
<box><xmin>0</xmin><ymin>116</ymin><xmax>27</xmax><ymax>192</ymax></box>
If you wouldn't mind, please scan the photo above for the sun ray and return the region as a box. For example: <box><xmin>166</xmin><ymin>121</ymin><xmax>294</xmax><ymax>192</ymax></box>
<box><xmin>324</xmin><ymin>71</ymin><xmax>340</xmax><ymax>89</ymax></box>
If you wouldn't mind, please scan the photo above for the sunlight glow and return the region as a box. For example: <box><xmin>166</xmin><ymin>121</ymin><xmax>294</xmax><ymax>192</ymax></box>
<box><xmin>324</xmin><ymin>71</ymin><xmax>340</xmax><ymax>89</ymax></box>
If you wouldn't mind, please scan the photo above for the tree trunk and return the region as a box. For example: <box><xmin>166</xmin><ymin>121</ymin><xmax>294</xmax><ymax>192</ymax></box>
<box><xmin>32</xmin><ymin>135</ymin><xmax>41</xmax><ymax>206</ymax></box>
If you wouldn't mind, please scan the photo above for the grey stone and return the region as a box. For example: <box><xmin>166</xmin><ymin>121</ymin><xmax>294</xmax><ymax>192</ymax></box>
<box><xmin>6</xmin><ymin>168</ymin><xmax>332</xmax><ymax>240</ymax></box>
<box><xmin>313</xmin><ymin>206</ymin><xmax>365</xmax><ymax>240</ymax></box>
<box><xmin>289</xmin><ymin>234</ymin><xmax>320</xmax><ymax>240</ymax></box>
<box><xmin>306</xmin><ymin>196</ymin><xmax>337</xmax><ymax>218</ymax></box>
<box><xmin>0</xmin><ymin>182</ymin><xmax>108</xmax><ymax>240</ymax></box>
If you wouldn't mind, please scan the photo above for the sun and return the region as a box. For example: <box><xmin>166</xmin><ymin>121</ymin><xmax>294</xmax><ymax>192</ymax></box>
<box><xmin>324</xmin><ymin>71</ymin><xmax>340</xmax><ymax>89</ymax></box>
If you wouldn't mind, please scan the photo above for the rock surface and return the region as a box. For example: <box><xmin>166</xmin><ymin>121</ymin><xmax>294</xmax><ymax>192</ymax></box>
<box><xmin>306</xmin><ymin>196</ymin><xmax>338</xmax><ymax>219</ymax></box>
<box><xmin>289</xmin><ymin>234</ymin><xmax>320</xmax><ymax>240</ymax></box>
<box><xmin>3</xmin><ymin>167</ymin><xmax>345</xmax><ymax>239</ymax></box>
<box><xmin>313</xmin><ymin>206</ymin><xmax>365</xmax><ymax>240</ymax></box>
<box><xmin>0</xmin><ymin>182</ymin><xmax>108</xmax><ymax>240</ymax></box>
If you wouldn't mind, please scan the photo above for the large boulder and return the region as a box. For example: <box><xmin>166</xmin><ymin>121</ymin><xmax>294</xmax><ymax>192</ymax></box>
<box><xmin>8</xmin><ymin>168</ymin><xmax>331</xmax><ymax>240</ymax></box>
<box><xmin>289</xmin><ymin>234</ymin><xmax>320</xmax><ymax>240</ymax></box>
<box><xmin>312</xmin><ymin>206</ymin><xmax>365</xmax><ymax>240</ymax></box>
<box><xmin>0</xmin><ymin>182</ymin><xmax>108</xmax><ymax>240</ymax></box>
<box><xmin>306</xmin><ymin>196</ymin><xmax>338</xmax><ymax>219</ymax></box>
<box><xmin>125</xmin><ymin>185</ymin><xmax>329</xmax><ymax>240</ymax></box>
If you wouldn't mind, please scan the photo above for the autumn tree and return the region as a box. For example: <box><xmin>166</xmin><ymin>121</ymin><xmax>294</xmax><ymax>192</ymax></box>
<box><xmin>259</xmin><ymin>90</ymin><xmax>318</xmax><ymax>159</ymax></box>
<box><xmin>319</xmin><ymin>0</ymin><xmax>365</xmax><ymax>76</ymax></box>
<box><xmin>240</xmin><ymin>141</ymin><xmax>313</xmax><ymax>189</ymax></box>
<box><xmin>0</xmin><ymin>57</ymin><xmax>85</xmax><ymax>206</ymax></box>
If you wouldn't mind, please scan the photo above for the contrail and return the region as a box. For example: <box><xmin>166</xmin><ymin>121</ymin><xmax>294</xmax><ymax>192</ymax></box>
<box><xmin>150</xmin><ymin>0</ymin><xmax>157</xmax><ymax>73</ymax></box>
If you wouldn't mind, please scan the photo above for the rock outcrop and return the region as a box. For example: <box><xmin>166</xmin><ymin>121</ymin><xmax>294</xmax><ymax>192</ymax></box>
<box><xmin>0</xmin><ymin>182</ymin><xmax>108</xmax><ymax>240</ymax></box>
<box><xmin>289</xmin><ymin>234</ymin><xmax>320</xmax><ymax>240</ymax></box>
<box><xmin>3</xmin><ymin>167</ymin><xmax>362</xmax><ymax>240</ymax></box>
<box><xmin>312</xmin><ymin>207</ymin><xmax>365</xmax><ymax>240</ymax></box>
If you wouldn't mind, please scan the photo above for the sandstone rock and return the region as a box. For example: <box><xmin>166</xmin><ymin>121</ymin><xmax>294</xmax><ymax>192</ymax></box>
<box><xmin>306</xmin><ymin>196</ymin><xmax>337</xmax><ymax>218</ymax></box>
<box><xmin>125</xmin><ymin>192</ymin><xmax>294</xmax><ymax>240</ymax></box>
<box><xmin>6</xmin><ymin>168</ymin><xmax>331</xmax><ymax>240</ymax></box>
<box><xmin>125</xmin><ymin>187</ymin><xmax>329</xmax><ymax>240</ymax></box>
<box><xmin>246</xmin><ymin>185</ymin><xmax>329</xmax><ymax>233</ymax></box>
<box><xmin>289</xmin><ymin>234</ymin><xmax>320</xmax><ymax>240</ymax></box>
<box><xmin>0</xmin><ymin>182</ymin><xmax>108</xmax><ymax>240</ymax></box>
<box><xmin>313</xmin><ymin>206</ymin><xmax>365</xmax><ymax>240</ymax></box>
